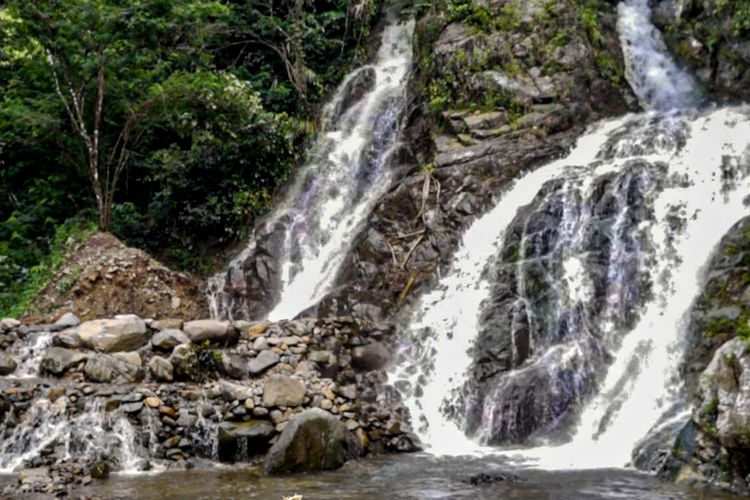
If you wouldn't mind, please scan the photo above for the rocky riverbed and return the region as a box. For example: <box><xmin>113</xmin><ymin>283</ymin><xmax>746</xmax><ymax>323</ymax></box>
<box><xmin>0</xmin><ymin>314</ymin><xmax>418</xmax><ymax>495</ymax></box>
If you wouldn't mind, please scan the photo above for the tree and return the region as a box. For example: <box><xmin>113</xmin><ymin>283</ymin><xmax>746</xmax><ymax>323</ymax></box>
<box><xmin>2</xmin><ymin>0</ymin><xmax>229</xmax><ymax>230</ymax></box>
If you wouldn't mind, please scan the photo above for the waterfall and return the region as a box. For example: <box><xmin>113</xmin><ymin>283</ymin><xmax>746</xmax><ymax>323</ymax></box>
<box><xmin>391</xmin><ymin>0</ymin><xmax>750</xmax><ymax>468</ymax></box>
<box><xmin>207</xmin><ymin>7</ymin><xmax>414</xmax><ymax>322</ymax></box>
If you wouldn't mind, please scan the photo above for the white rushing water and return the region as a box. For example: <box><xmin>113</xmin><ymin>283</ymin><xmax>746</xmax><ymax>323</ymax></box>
<box><xmin>208</xmin><ymin>9</ymin><xmax>414</xmax><ymax>322</ymax></box>
<box><xmin>391</xmin><ymin>0</ymin><xmax>750</xmax><ymax>469</ymax></box>
<box><xmin>0</xmin><ymin>398</ymin><xmax>157</xmax><ymax>474</ymax></box>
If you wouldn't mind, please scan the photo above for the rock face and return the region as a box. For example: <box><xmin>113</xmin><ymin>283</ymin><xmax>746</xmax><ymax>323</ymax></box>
<box><xmin>213</xmin><ymin>0</ymin><xmax>636</xmax><ymax>323</ymax></box>
<box><xmin>351</xmin><ymin>342</ymin><xmax>389</xmax><ymax>372</ymax></box>
<box><xmin>659</xmin><ymin>217</ymin><xmax>750</xmax><ymax>494</ymax></box>
<box><xmin>654</xmin><ymin>0</ymin><xmax>750</xmax><ymax>101</ymax></box>
<box><xmin>73</xmin><ymin>317</ymin><xmax>149</xmax><ymax>353</ymax></box>
<box><xmin>264</xmin><ymin>409</ymin><xmax>361</xmax><ymax>473</ymax></box>
<box><xmin>24</xmin><ymin>231</ymin><xmax>207</xmax><ymax>322</ymax></box>
<box><xmin>315</xmin><ymin>0</ymin><xmax>636</xmax><ymax>326</ymax></box>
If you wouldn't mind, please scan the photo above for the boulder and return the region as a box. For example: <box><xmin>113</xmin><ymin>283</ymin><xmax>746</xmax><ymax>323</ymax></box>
<box><xmin>264</xmin><ymin>408</ymin><xmax>362</xmax><ymax>473</ymax></box>
<box><xmin>351</xmin><ymin>342</ymin><xmax>390</xmax><ymax>372</ymax></box>
<box><xmin>219</xmin><ymin>354</ymin><xmax>246</xmax><ymax>379</ymax></box>
<box><xmin>53</xmin><ymin>312</ymin><xmax>80</xmax><ymax>329</ymax></box>
<box><xmin>151</xmin><ymin>329</ymin><xmax>190</xmax><ymax>352</ymax></box>
<box><xmin>183</xmin><ymin>320</ymin><xmax>238</xmax><ymax>346</ymax></box>
<box><xmin>148</xmin><ymin>356</ymin><xmax>174</xmax><ymax>382</ymax></box>
<box><xmin>84</xmin><ymin>354</ymin><xmax>143</xmax><ymax>384</ymax></box>
<box><xmin>150</xmin><ymin>319</ymin><xmax>183</xmax><ymax>331</ymax></box>
<box><xmin>73</xmin><ymin>317</ymin><xmax>149</xmax><ymax>352</ymax></box>
<box><xmin>1</xmin><ymin>318</ymin><xmax>21</xmax><ymax>331</ymax></box>
<box><xmin>217</xmin><ymin>420</ymin><xmax>275</xmax><ymax>462</ymax></box>
<box><xmin>170</xmin><ymin>343</ymin><xmax>199</xmax><ymax>381</ymax></box>
<box><xmin>0</xmin><ymin>353</ymin><xmax>17</xmax><ymax>375</ymax></box>
<box><xmin>41</xmin><ymin>347</ymin><xmax>89</xmax><ymax>376</ymax></box>
<box><xmin>263</xmin><ymin>376</ymin><xmax>306</xmax><ymax>407</ymax></box>
<box><xmin>248</xmin><ymin>350</ymin><xmax>280</xmax><ymax>375</ymax></box>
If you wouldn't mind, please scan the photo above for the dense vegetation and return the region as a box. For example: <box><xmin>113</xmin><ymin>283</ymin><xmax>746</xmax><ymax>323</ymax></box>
<box><xmin>0</xmin><ymin>0</ymin><xmax>381</xmax><ymax>315</ymax></box>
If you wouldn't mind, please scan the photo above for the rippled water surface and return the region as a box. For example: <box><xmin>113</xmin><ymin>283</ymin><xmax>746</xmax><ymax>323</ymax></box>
<box><xmin>24</xmin><ymin>454</ymin><xmax>734</xmax><ymax>499</ymax></box>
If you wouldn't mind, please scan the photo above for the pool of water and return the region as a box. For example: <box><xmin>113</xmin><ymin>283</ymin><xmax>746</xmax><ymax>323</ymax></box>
<box><xmin>29</xmin><ymin>454</ymin><xmax>732</xmax><ymax>499</ymax></box>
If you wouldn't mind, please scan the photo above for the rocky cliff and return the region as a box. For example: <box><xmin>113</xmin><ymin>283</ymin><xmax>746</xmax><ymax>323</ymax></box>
<box><xmin>659</xmin><ymin>217</ymin><xmax>750</xmax><ymax>494</ymax></box>
<box><xmin>654</xmin><ymin>0</ymin><xmax>750</xmax><ymax>101</ymax></box>
<box><xmin>322</xmin><ymin>0</ymin><xmax>636</xmax><ymax>324</ymax></box>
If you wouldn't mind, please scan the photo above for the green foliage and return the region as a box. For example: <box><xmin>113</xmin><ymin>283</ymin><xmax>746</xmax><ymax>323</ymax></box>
<box><xmin>0</xmin><ymin>0</ymin><xmax>383</xmax><ymax>317</ymax></box>
<box><xmin>193</xmin><ymin>340</ymin><xmax>223</xmax><ymax>380</ymax></box>
<box><xmin>716</xmin><ymin>0</ymin><xmax>750</xmax><ymax>36</ymax></box>
<box><xmin>0</xmin><ymin>217</ymin><xmax>96</xmax><ymax>318</ymax></box>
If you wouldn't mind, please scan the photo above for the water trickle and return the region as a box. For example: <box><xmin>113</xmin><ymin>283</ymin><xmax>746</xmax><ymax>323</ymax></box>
<box><xmin>207</xmin><ymin>7</ymin><xmax>415</xmax><ymax>322</ymax></box>
<box><xmin>390</xmin><ymin>0</ymin><xmax>750</xmax><ymax>469</ymax></box>
<box><xmin>12</xmin><ymin>332</ymin><xmax>54</xmax><ymax>378</ymax></box>
<box><xmin>0</xmin><ymin>396</ymin><xmax>156</xmax><ymax>474</ymax></box>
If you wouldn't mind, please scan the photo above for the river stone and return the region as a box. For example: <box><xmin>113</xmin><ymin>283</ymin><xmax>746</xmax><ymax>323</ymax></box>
<box><xmin>151</xmin><ymin>329</ymin><xmax>190</xmax><ymax>352</ymax></box>
<box><xmin>148</xmin><ymin>356</ymin><xmax>174</xmax><ymax>382</ymax></box>
<box><xmin>219</xmin><ymin>354</ymin><xmax>246</xmax><ymax>379</ymax></box>
<box><xmin>74</xmin><ymin>317</ymin><xmax>149</xmax><ymax>352</ymax></box>
<box><xmin>0</xmin><ymin>354</ymin><xmax>17</xmax><ymax>375</ymax></box>
<box><xmin>219</xmin><ymin>381</ymin><xmax>252</xmax><ymax>402</ymax></box>
<box><xmin>41</xmin><ymin>347</ymin><xmax>89</xmax><ymax>375</ymax></box>
<box><xmin>170</xmin><ymin>344</ymin><xmax>198</xmax><ymax>381</ymax></box>
<box><xmin>249</xmin><ymin>350</ymin><xmax>280</xmax><ymax>375</ymax></box>
<box><xmin>217</xmin><ymin>420</ymin><xmax>275</xmax><ymax>462</ymax></box>
<box><xmin>264</xmin><ymin>408</ymin><xmax>361</xmax><ymax>473</ymax></box>
<box><xmin>183</xmin><ymin>320</ymin><xmax>238</xmax><ymax>346</ymax></box>
<box><xmin>1</xmin><ymin>318</ymin><xmax>21</xmax><ymax>331</ymax></box>
<box><xmin>263</xmin><ymin>376</ymin><xmax>306</xmax><ymax>407</ymax></box>
<box><xmin>151</xmin><ymin>319</ymin><xmax>183</xmax><ymax>331</ymax></box>
<box><xmin>351</xmin><ymin>342</ymin><xmax>390</xmax><ymax>372</ymax></box>
<box><xmin>53</xmin><ymin>312</ymin><xmax>80</xmax><ymax>329</ymax></box>
<box><xmin>84</xmin><ymin>354</ymin><xmax>143</xmax><ymax>384</ymax></box>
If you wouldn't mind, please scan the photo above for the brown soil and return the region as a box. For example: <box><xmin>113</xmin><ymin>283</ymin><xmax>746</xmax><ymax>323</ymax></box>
<box><xmin>26</xmin><ymin>232</ymin><xmax>208</xmax><ymax>322</ymax></box>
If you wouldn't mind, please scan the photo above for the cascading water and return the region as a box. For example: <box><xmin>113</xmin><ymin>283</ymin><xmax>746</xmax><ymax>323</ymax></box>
<box><xmin>207</xmin><ymin>6</ymin><xmax>414</xmax><ymax>322</ymax></box>
<box><xmin>391</xmin><ymin>0</ymin><xmax>750</xmax><ymax>468</ymax></box>
<box><xmin>0</xmin><ymin>396</ymin><xmax>156</xmax><ymax>474</ymax></box>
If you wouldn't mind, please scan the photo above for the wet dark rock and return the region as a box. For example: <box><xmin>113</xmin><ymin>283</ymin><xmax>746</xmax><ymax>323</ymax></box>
<box><xmin>264</xmin><ymin>408</ymin><xmax>362</xmax><ymax>473</ymax></box>
<box><xmin>351</xmin><ymin>342</ymin><xmax>390</xmax><ymax>372</ymax></box>
<box><xmin>464</xmin><ymin>472</ymin><xmax>521</xmax><ymax>486</ymax></box>
<box><xmin>217</xmin><ymin>420</ymin><xmax>275</xmax><ymax>462</ymax></box>
<box><xmin>327</xmin><ymin>66</ymin><xmax>377</xmax><ymax>127</ymax></box>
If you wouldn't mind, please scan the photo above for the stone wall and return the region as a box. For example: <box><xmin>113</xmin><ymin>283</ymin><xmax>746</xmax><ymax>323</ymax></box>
<box><xmin>0</xmin><ymin>314</ymin><xmax>416</xmax><ymax>495</ymax></box>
